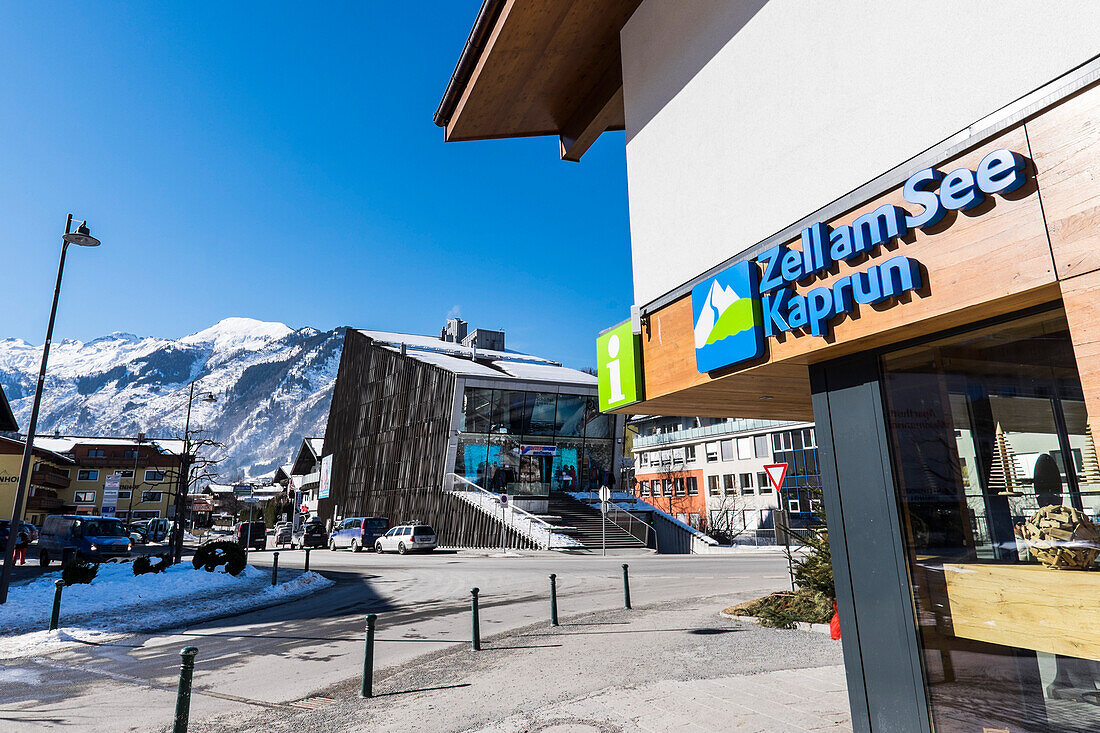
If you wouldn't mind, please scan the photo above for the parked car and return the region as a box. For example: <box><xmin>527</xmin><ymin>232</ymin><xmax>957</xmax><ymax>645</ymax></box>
<box><xmin>38</xmin><ymin>515</ymin><xmax>133</xmax><ymax>566</ymax></box>
<box><xmin>375</xmin><ymin>524</ymin><xmax>437</xmax><ymax>554</ymax></box>
<box><xmin>291</xmin><ymin>521</ymin><xmax>327</xmax><ymax>549</ymax></box>
<box><xmin>329</xmin><ymin>516</ymin><xmax>389</xmax><ymax>552</ymax></box>
<box><xmin>126</xmin><ymin>522</ymin><xmax>148</xmax><ymax>544</ymax></box>
<box><xmin>273</xmin><ymin>522</ymin><xmax>293</xmax><ymax>547</ymax></box>
<box><xmin>233</xmin><ymin>521</ymin><xmax>267</xmax><ymax>551</ymax></box>
<box><xmin>130</xmin><ymin>518</ymin><xmax>172</xmax><ymax>543</ymax></box>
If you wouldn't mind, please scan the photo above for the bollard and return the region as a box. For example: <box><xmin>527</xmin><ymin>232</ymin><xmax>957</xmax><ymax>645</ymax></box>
<box><xmin>49</xmin><ymin>579</ymin><xmax>64</xmax><ymax>631</ymax></box>
<box><xmin>549</xmin><ymin>573</ymin><xmax>559</xmax><ymax>627</ymax></box>
<box><xmin>622</xmin><ymin>563</ymin><xmax>632</xmax><ymax>610</ymax></box>
<box><xmin>471</xmin><ymin>587</ymin><xmax>481</xmax><ymax>651</ymax></box>
<box><xmin>360</xmin><ymin>613</ymin><xmax>377</xmax><ymax>698</ymax></box>
<box><xmin>271</xmin><ymin>551</ymin><xmax>279</xmax><ymax>586</ymax></box>
<box><xmin>173</xmin><ymin>646</ymin><xmax>198</xmax><ymax>733</ymax></box>
<box><xmin>304</xmin><ymin>547</ymin><xmax>311</xmax><ymax>573</ymax></box>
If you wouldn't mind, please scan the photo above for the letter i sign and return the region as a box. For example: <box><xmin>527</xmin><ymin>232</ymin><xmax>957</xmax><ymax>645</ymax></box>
<box><xmin>764</xmin><ymin>463</ymin><xmax>788</xmax><ymax>493</ymax></box>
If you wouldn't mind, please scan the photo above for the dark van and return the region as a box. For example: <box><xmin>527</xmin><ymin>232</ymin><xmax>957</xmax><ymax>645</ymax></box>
<box><xmin>234</xmin><ymin>521</ymin><xmax>267</xmax><ymax>551</ymax></box>
<box><xmin>329</xmin><ymin>517</ymin><xmax>389</xmax><ymax>552</ymax></box>
<box><xmin>39</xmin><ymin>515</ymin><xmax>133</xmax><ymax>566</ymax></box>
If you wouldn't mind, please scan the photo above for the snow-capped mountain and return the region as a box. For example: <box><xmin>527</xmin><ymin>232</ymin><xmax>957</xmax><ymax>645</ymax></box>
<box><xmin>0</xmin><ymin>318</ymin><xmax>343</xmax><ymax>481</ymax></box>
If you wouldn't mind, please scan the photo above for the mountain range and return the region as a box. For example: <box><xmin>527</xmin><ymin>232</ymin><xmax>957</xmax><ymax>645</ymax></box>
<box><xmin>0</xmin><ymin>318</ymin><xmax>343</xmax><ymax>481</ymax></box>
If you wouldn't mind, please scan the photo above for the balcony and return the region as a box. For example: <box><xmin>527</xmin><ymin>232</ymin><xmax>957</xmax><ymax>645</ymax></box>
<box><xmin>31</xmin><ymin>465</ymin><xmax>71</xmax><ymax>490</ymax></box>
<box><xmin>633</xmin><ymin>419</ymin><xmax>801</xmax><ymax>449</ymax></box>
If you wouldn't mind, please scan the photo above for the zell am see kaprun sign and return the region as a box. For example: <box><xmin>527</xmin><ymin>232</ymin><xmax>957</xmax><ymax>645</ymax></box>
<box><xmin>692</xmin><ymin>148</ymin><xmax>1027</xmax><ymax>373</ymax></box>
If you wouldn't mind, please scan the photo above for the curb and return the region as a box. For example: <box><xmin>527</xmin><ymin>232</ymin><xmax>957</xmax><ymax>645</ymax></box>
<box><xmin>719</xmin><ymin>610</ymin><xmax>833</xmax><ymax>635</ymax></box>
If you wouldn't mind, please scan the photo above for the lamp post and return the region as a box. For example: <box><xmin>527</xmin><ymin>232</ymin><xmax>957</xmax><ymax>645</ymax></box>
<box><xmin>171</xmin><ymin>382</ymin><xmax>216</xmax><ymax>564</ymax></box>
<box><xmin>0</xmin><ymin>216</ymin><xmax>100</xmax><ymax>604</ymax></box>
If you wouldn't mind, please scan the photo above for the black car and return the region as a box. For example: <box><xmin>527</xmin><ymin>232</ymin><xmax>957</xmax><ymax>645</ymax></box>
<box><xmin>233</xmin><ymin>521</ymin><xmax>267</xmax><ymax>551</ymax></box>
<box><xmin>291</xmin><ymin>522</ymin><xmax>327</xmax><ymax>549</ymax></box>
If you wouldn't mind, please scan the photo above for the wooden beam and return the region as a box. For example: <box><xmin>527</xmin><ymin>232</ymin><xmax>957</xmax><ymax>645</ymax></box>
<box><xmin>560</xmin><ymin>84</ymin><xmax>623</xmax><ymax>162</ymax></box>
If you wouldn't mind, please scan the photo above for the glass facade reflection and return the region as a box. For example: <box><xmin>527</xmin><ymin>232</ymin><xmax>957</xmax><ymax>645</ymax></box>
<box><xmin>882</xmin><ymin>310</ymin><xmax>1100</xmax><ymax>733</ymax></box>
<box><xmin>456</xmin><ymin>387</ymin><xmax>614</xmax><ymax>496</ymax></box>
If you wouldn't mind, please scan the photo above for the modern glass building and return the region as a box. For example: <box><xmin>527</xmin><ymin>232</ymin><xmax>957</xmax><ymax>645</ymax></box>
<box><xmin>320</xmin><ymin>321</ymin><xmax>622</xmax><ymax>547</ymax></box>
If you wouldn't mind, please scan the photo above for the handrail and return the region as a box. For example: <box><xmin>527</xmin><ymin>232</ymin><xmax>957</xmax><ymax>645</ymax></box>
<box><xmin>444</xmin><ymin>473</ymin><xmax>571</xmax><ymax>549</ymax></box>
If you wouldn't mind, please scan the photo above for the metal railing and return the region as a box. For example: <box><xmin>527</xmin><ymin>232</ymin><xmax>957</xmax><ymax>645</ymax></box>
<box><xmin>633</xmin><ymin>418</ymin><xmax>801</xmax><ymax>449</ymax></box>
<box><xmin>443</xmin><ymin>473</ymin><xmax>569</xmax><ymax>550</ymax></box>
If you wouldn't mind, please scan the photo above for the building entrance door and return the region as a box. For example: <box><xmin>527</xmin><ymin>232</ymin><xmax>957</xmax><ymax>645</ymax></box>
<box><xmin>881</xmin><ymin>309</ymin><xmax>1100</xmax><ymax>733</ymax></box>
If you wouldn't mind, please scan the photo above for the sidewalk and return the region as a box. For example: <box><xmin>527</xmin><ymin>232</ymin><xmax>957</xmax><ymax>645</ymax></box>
<box><xmin>191</xmin><ymin>595</ymin><xmax>851</xmax><ymax>733</ymax></box>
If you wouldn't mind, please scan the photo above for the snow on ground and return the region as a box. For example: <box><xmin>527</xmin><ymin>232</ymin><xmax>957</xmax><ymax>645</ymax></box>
<box><xmin>0</xmin><ymin>561</ymin><xmax>333</xmax><ymax>658</ymax></box>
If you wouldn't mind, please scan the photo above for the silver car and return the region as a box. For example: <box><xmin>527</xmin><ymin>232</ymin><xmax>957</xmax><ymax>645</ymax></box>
<box><xmin>375</xmin><ymin>524</ymin><xmax>437</xmax><ymax>554</ymax></box>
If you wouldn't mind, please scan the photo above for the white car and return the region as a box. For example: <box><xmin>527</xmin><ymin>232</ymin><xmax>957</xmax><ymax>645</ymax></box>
<box><xmin>375</xmin><ymin>524</ymin><xmax>437</xmax><ymax>554</ymax></box>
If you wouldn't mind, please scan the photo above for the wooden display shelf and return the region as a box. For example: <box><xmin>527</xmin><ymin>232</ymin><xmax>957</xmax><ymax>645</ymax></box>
<box><xmin>942</xmin><ymin>562</ymin><xmax>1100</xmax><ymax>661</ymax></box>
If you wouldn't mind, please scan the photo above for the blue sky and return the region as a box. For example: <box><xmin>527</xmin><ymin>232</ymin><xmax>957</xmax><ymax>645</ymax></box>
<box><xmin>0</xmin><ymin>2</ymin><xmax>632</xmax><ymax>369</ymax></box>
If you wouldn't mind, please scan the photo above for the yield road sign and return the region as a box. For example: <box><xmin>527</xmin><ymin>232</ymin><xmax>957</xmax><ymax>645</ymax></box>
<box><xmin>764</xmin><ymin>463</ymin><xmax>788</xmax><ymax>493</ymax></box>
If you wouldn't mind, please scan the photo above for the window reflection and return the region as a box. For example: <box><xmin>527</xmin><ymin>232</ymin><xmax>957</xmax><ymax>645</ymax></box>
<box><xmin>882</xmin><ymin>310</ymin><xmax>1100</xmax><ymax>733</ymax></box>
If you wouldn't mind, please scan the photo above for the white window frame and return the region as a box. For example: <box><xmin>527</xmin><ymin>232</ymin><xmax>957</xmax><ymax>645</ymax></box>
<box><xmin>707</xmin><ymin>476</ymin><xmax>721</xmax><ymax>496</ymax></box>
<box><xmin>73</xmin><ymin>490</ymin><xmax>96</xmax><ymax>503</ymax></box>
<box><xmin>77</xmin><ymin>469</ymin><xmax>99</xmax><ymax>482</ymax></box>
<box><xmin>736</xmin><ymin>436</ymin><xmax>753</xmax><ymax>460</ymax></box>
<box><xmin>141</xmin><ymin>490</ymin><xmax>164</xmax><ymax>503</ymax></box>
<box><xmin>788</xmin><ymin>499</ymin><xmax>801</xmax><ymax>513</ymax></box>
<box><xmin>144</xmin><ymin>469</ymin><xmax>166</xmax><ymax>483</ymax></box>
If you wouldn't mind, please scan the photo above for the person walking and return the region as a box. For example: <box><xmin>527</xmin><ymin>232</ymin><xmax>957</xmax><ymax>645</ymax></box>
<box><xmin>13</xmin><ymin>526</ymin><xmax>28</xmax><ymax>565</ymax></box>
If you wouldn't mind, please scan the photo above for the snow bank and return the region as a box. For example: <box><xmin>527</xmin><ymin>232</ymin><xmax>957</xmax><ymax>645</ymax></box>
<box><xmin>0</xmin><ymin>562</ymin><xmax>333</xmax><ymax>658</ymax></box>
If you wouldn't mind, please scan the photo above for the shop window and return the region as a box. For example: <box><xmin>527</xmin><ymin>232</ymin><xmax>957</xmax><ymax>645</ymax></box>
<box><xmin>754</xmin><ymin>435</ymin><xmax>769</xmax><ymax>458</ymax></box>
<box><xmin>686</xmin><ymin>477</ymin><xmax>698</xmax><ymax>496</ymax></box>
<box><xmin>462</xmin><ymin>388</ymin><xmax>493</xmax><ymax>433</ymax></box>
<box><xmin>77</xmin><ymin>469</ymin><xmax>98</xmax><ymax>481</ymax></box>
<box><xmin>723</xmin><ymin>474</ymin><xmax>735</xmax><ymax>494</ymax></box>
<box><xmin>882</xmin><ymin>310</ymin><xmax>1100</xmax><ymax>733</ymax></box>
<box><xmin>144</xmin><ymin>470</ymin><xmax>165</xmax><ymax>483</ymax></box>
<box><xmin>74</xmin><ymin>490</ymin><xmax>96</xmax><ymax>503</ymax></box>
<box><xmin>707</xmin><ymin>476</ymin><xmax>721</xmax><ymax>496</ymax></box>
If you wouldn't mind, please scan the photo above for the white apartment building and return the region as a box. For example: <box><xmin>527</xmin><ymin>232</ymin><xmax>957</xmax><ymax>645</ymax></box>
<box><xmin>631</xmin><ymin>416</ymin><xmax>817</xmax><ymax>541</ymax></box>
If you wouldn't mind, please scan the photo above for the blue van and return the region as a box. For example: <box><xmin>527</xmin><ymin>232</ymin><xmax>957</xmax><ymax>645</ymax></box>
<box><xmin>329</xmin><ymin>516</ymin><xmax>389</xmax><ymax>552</ymax></box>
<box><xmin>39</xmin><ymin>515</ymin><xmax>133</xmax><ymax>566</ymax></box>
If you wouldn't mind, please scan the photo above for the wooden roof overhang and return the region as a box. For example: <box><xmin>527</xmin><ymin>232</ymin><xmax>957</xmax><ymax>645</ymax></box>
<box><xmin>434</xmin><ymin>0</ymin><xmax>642</xmax><ymax>161</ymax></box>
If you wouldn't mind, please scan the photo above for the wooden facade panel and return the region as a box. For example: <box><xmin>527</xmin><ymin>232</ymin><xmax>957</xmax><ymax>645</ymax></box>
<box><xmin>634</xmin><ymin>126</ymin><xmax>1058</xmax><ymax>415</ymax></box>
<box><xmin>1060</xmin><ymin>269</ymin><xmax>1100</xmax><ymax>451</ymax></box>
<box><xmin>1027</xmin><ymin>83</ymin><xmax>1100</xmax><ymax>280</ymax></box>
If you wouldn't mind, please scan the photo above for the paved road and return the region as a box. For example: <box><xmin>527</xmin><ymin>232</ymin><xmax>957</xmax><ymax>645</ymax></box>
<box><xmin>0</xmin><ymin>548</ymin><xmax>791</xmax><ymax>732</ymax></box>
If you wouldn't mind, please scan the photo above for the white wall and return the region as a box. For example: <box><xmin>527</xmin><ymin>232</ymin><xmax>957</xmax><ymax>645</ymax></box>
<box><xmin>621</xmin><ymin>0</ymin><xmax>1100</xmax><ymax>306</ymax></box>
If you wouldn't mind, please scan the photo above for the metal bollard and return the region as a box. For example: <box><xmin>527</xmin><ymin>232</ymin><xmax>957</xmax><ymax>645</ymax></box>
<box><xmin>549</xmin><ymin>573</ymin><xmax>559</xmax><ymax>627</ymax></box>
<box><xmin>173</xmin><ymin>646</ymin><xmax>198</xmax><ymax>733</ymax></box>
<box><xmin>49</xmin><ymin>580</ymin><xmax>64</xmax><ymax>631</ymax></box>
<box><xmin>271</xmin><ymin>551</ymin><xmax>279</xmax><ymax>586</ymax></box>
<box><xmin>360</xmin><ymin>613</ymin><xmax>377</xmax><ymax>698</ymax></box>
<box><xmin>471</xmin><ymin>587</ymin><xmax>481</xmax><ymax>651</ymax></box>
<box><xmin>622</xmin><ymin>563</ymin><xmax>632</xmax><ymax>610</ymax></box>
<box><xmin>304</xmin><ymin>547</ymin><xmax>311</xmax><ymax>573</ymax></box>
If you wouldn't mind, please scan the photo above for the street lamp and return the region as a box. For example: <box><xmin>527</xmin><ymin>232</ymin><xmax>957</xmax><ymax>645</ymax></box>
<box><xmin>171</xmin><ymin>382</ymin><xmax>216</xmax><ymax>563</ymax></box>
<box><xmin>0</xmin><ymin>215</ymin><xmax>100</xmax><ymax>604</ymax></box>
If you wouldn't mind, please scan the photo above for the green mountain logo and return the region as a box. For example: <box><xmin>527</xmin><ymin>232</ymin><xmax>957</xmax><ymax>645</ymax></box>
<box><xmin>694</xmin><ymin>280</ymin><xmax>754</xmax><ymax>349</ymax></box>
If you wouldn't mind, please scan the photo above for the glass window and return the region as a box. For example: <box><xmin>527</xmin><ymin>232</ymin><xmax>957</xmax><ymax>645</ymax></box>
<box><xmin>145</xmin><ymin>470</ymin><xmax>165</xmax><ymax>483</ymax></box>
<box><xmin>772</xmin><ymin>433</ymin><xmax>782</xmax><ymax>451</ymax></box>
<box><xmin>123</xmin><ymin>449</ymin><xmax>139</xmax><ymax>459</ymax></box>
<box><xmin>662</xmin><ymin>479</ymin><xmax>672</xmax><ymax>497</ymax></box>
<box><xmin>720</xmin><ymin>440</ymin><xmax>735</xmax><ymax>461</ymax></box>
<box><xmin>705</xmin><ymin>442</ymin><xmax>719</xmax><ymax>462</ymax></box>
<box><xmin>739</xmin><ymin>473</ymin><xmax>754</xmax><ymax>495</ymax></box>
<box><xmin>723</xmin><ymin>474</ymin><xmax>735</xmax><ymax>494</ymax></box>
<box><xmin>737</xmin><ymin>437</ymin><xmax>753</xmax><ymax>460</ymax></box>
<box><xmin>583</xmin><ymin>398</ymin><xmax>611</xmax><ymax>438</ymax></box>
<box><xmin>754</xmin><ymin>435</ymin><xmax>769</xmax><ymax>458</ymax></box>
<box><xmin>882</xmin><ymin>310</ymin><xmax>1100</xmax><ymax>733</ymax></box>
<box><xmin>490</xmin><ymin>390</ymin><xmax>528</xmax><ymax>435</ymax></box>
<box><xmin>77</xmin><ymin>470</ymin><xmax>98</xmax><ymax>481</ymax></box>
<box><xmin>462</xmin><ymin>387</ymin><xmax>493</xmax><ymax>433</ymax></box>
<box><xmin>74</xmin><ymin>490</ymin><xmax>96</xmax><ymax>503</ymax></box>
<box><xmin>526</xmin><ymin>393</ymin><xmax>558</xmax><ymax>436</ymax></box>
<box><xmin>673</xmin><ymin>478</ymin><xmax>685</xmax><ymax>496</ymax></box>
<box><xmin>555</xmin><ymin>395</ymin><xmax>587</xmax><ymax>437</ymax></box>
<box><xmin>141</xmin><ymin>491</ymin><xmax>162</xmax><ymax>503</ymax></box>
<box><xmin>686</xmin><ymin>477</ymin><xmax>698</xmax><ymax>496</ymax></box>
<box><xmin>88</xmin><ymin>449</ymin><xmax>105</xmax><ymax>458</ymax></box>
<box><xmin>456</xmin><ymin>435</ymin><xmax>489</xmax><ymax>487</ymax></box>
<box><xmin>685</xmin><ymin>445</ymin><xmax>697</xmax><ymax>462</ymax></box>
<box><xmin>791</xmin><ymin>430</ymin><xmax>804</xmax><ymax>450</ymax></box>
<box><xmin>118</xmin><ymin>469</ymin><xmax>134</xmax><ymax>479</ymax></box>
<box><xmin>758</xmin><ymin>471</ymin><xmax>772</xmax><ymax>494</ymax></box>
<box><xmin>707</xmin><ymin>476</ymin><xmax>721</xmax><ymax>495</ymax></box>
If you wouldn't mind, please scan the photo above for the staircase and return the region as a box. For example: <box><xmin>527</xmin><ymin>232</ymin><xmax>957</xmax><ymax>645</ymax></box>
<box><xmin>546</xmin><ymin>494</ymin><xmax>649</xmax><ymax>550</ymax></box>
